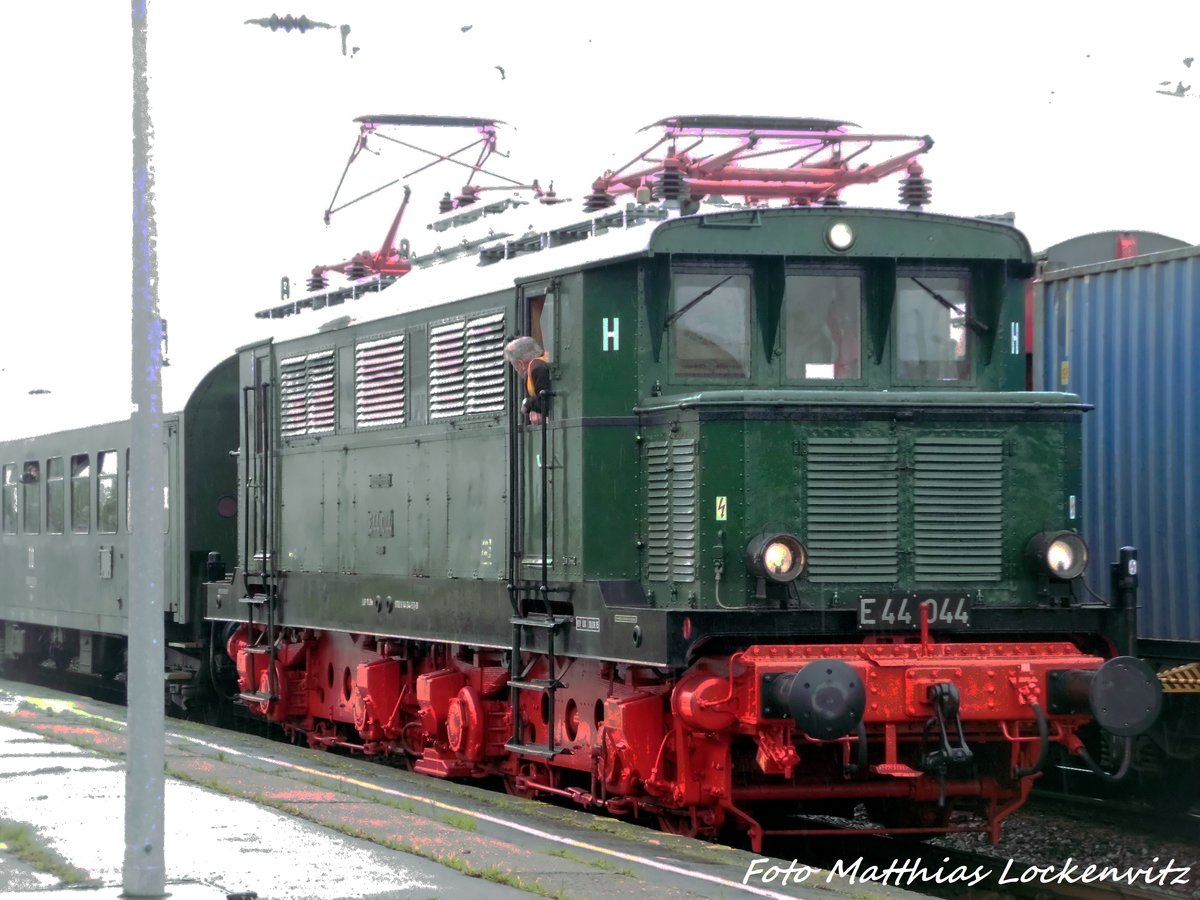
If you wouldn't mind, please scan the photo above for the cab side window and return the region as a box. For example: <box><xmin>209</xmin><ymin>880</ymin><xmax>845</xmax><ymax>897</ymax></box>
<box><xmin>529</xmin><ymin>292</ymin><xmax>556</xmax><ymax>360</ymax></box>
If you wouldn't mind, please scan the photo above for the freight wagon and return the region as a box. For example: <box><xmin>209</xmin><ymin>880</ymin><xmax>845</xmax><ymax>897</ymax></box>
<box><xmin>1032</xmin><ymin>236</ymin><xmax>1200</xmax><ymax>800</ymax></box>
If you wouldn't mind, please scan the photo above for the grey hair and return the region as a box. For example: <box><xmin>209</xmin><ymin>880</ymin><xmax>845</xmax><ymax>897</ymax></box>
<box><xmin>503</xmin><ymin>336</ymin><xmax>544</xmax><ymax>366</ymax></box>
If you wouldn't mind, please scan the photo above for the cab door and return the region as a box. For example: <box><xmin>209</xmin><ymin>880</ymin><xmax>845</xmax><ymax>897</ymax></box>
<box><xmin>515</xmin><ymin>281</ymin><xmax>562</xmax><ymax>585</ymax></box>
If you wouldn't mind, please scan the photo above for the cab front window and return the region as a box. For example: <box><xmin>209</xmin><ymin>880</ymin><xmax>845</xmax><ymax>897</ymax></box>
<box><xmin>784</xmin><ymin>273</ymin><xmax>862</xmax><ymax>380</ymax></box>
<box><xmin>671</xmin><ymin>269</ymin><xmax>752</xmax><ymax>378</ymax></box>
<box><xmin>894</xmin><ymin>273</ymin><xmax>971</xmax><ymax>382</ymax></box>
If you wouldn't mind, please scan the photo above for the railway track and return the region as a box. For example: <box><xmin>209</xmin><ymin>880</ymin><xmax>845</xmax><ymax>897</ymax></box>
<box><xmin>5</xmin><ymin>663</ymin><xmax>1195</xmax><ymax>900</ymax></box>
<box><xmin>1027</xmin><ymin>788</ymin><xmax>1200</xmax><ymax>847</ymax></box>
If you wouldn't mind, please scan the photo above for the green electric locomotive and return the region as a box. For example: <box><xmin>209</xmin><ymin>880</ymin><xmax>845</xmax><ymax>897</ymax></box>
<box><xmin>207</xmin><ymin>116</ymin><xmax>1161</xmax><ymax>848</ymax></box>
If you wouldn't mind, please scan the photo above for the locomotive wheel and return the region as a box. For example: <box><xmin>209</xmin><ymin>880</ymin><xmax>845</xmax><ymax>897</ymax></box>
<box><xmin>49</xmin><ymin>644</ymin><xmax>71</xmax><ymax>671</ymax></box>
<box><xmin>657</xmin><ymin>808</ymin><xmax>720</xmax><ymax>841</ymax></box>
<box><xmin>657</xmin><ymin>811</ymin><xmax>701</xmax><ymax>839</ymax></box>
<box><xmin>1139</xmin><ymin>767</ymin><xmax>1200</xmax><ymax>813</ymax></box>
<box><xmin>504</xmin><ymin>761</ymin><xmax>555</xmax><ymax>800</ymax></box>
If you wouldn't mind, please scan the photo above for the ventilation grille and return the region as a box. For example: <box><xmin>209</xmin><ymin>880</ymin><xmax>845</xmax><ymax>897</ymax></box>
<box><xmin>913</xmin><ymin>437</ymin><xmax>1004</xmax><ymax>582</ymax></box>
<box><xmin>806</xmin><ymin>437</ymin><xmax>898</xmax><ymax>582</ymax></box>
<box><xmin>465</xmin><ymin>311</ymin><xmax>506</xmax><ymax>415</ymax></box>
<box><xmin>355</xmin><ymin>334</ymin><xmax>405</xmax><ymax>428</ymax></box>
<box><xmin>429</xmin><ymin>320</ymin><xmax>466</xmax><ymax>420</ymax></box>
<box><xmin>279</xmin><ymin>349</ymin><xmax>335</xmax><ymax>437</ymax></box>
<box><xmin>429</xmin><ymin>311</ymin><xmax>506</xmax><ymax>420</ymax></box>
<box><xmin>645</xmin><ymin>438</ymin><xmax>697</xmax><ymax>583</ymax></box>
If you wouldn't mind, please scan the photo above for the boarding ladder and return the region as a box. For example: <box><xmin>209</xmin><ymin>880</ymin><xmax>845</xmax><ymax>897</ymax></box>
<box><xmin>236</xmin><ymin>375</ymin><xmax>282</xmax><ymax>708</ymax></box>
<box><xmin>505</xmin><ymin>381</ymin><xmax>570</xmax><ymax>759</ymax></box>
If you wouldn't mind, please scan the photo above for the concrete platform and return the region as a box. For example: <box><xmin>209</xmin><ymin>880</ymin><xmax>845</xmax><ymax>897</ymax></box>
<box><xmin>0</xmin><ymin>678</ymin><xmax>934</xmax><ymax>899</ymax></box>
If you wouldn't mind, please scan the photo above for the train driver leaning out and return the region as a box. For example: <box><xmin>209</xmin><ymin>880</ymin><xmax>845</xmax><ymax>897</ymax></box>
<box><xmin>504</xmin><ymin>336</ymin><xmax>551</xmax><ymax>424</ymax></box>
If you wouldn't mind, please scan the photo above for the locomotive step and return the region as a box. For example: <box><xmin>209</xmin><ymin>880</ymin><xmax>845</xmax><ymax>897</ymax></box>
<box><xmin>508</xmin><ymin>615</ymin><xmax>570</xmax><ymax>630</ymax></box>
<box><xmin>237</xmin><ymin>691</ymin><xmax>277</xmax><ymax>703</ymax></box>
<box><xmin>238</xmin><ymin>595</ymin><xmax>270</xmax><ymax>606</ymax></box>
<box><xmin>242</xmin><ymin>646</ymin><xmax>275</xmax><ymax>655</ymax></box>
<box><xmin>509</xmin><ymin>678</ymin><xmax>561</xmax><ymax>692</ymax></box>
<box><xmin>504</xmin><ymin>740</ymin><xmax>567</xmax><ymax>758</ymax></box>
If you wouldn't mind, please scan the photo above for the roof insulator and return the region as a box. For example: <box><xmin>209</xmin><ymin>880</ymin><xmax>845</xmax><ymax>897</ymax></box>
<box><xmin>899</xmin><ymin>161</ymin><xmax>932</xmax><ymax>210</ymax></box>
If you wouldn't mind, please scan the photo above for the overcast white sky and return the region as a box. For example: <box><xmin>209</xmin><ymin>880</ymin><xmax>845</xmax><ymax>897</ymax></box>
<box><xmin>1</xmin><ymin>2</ymin><xmax>1197</xmax><ymax>439</ymax></box>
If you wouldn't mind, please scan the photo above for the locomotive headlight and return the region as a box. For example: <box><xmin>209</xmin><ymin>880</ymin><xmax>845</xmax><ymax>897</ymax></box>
<box><xmin>764</xmin><ymin>541</ymin><xmax>795</xmax><ymax>576</ymax></box>
<box><xmin>1027</xmin><ymin>531</ymin><xmax>1089</xmax><ymax>580</ymax></box>
<box><xmin>746</xmin><ymin>532</ymin><xmax>807</xmax><ymax>584</ymax></box>
<box><xmin>826</xmin><ymin>221</ymin><xmax>855</xmax><ymax>252</ymax></box>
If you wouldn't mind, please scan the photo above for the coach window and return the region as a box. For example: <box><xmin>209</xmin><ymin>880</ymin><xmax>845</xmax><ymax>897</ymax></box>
<box><xmin>47</xmin><ymin>458</ymin><xmax>65</xmax><ymax>534</ymax></box>
<box><xmin>22</xmin><ymin>462</ymin><xmax>40</xmax><ymax>534</ymax></box>
<box><xmin>71</xmin><ymin>454</ymin><xmax>91</xmax><ymax>534</ymax></box>
<box><xmin>98</xmin><ymin>451</ymin><xmax>118</xmax><ymax>534</ymax></box>
<box><xmin>783</xmin><ymin>273</ymin><xmax>862</xmax><ymax>381</ymax></box>
<box><xmin>671</xmin><ymin>268</ymin><xmax>752</xmax><ymax>378</ymax></box>
<box><xmin>894</xmin><ymin>272</ymin><xmax>972</xmax><ymax>382</ymax></box>
<box><xmin>2</xmin><ymin>464</ymin><xmax>16</xmax><ymax>534</ymax></box>
<box><xmin>124</xmin><ymin>447</ymin><xmax>169</xmax><ymax>533</ymax></box>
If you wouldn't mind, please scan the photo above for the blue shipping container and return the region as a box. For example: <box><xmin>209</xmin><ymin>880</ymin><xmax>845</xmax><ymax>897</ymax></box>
<box><xmin>1035</xmin><ymin>245</ymin><xmax>1200</xmax><ymax>646</ymax></box>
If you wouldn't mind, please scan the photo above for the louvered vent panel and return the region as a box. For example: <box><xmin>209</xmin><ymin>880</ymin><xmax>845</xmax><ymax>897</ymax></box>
<box><xmin>914</xmin><ymin>438</ymin><xmax>1004</xmax><ymax>582</ymax></box>
<box><xmin>305</xmin><ymin>351</ymin><xmax>336</xmax><ymax>434</ymax></box>
<box><xmin>670</xmin><ymin>439</ymin><xmax>697</xmax><ymax>582</ymax></box>
<box><xmin>806</xmin><ymin>437</ymin><xmax>898</xmax><ymax>582</ymax></box>
<box><xmin>355</xmin><ymin>334</ymin><xmax>405</xmax><ymax>428</ymax></box>
<box><xmin>428</xmin><ymin>320</ymin><xmax>466</xmax><ymax>420</ymax></box>
<box><xmin>645</xmin><ymin>441</ymin><xmax>671</xmax><ymax>582</ymax></box>
<box><xmin>279</xmin><ymin>350</ymin><xmax>336</xmax><ymax>437</ymax></box>
<box><xmin>644</xmin><ymin>439</ymin><xmax>697</xmax><ymax>583</ymax></box>
<box><xmin>464</xmin><ymin>311</ymin><xmax>506</xmax><ymax>414</ymax></box>
<box><xmin>279</xmin><ymin>355</ymin><xmax>308</xmax><ymax>437</ymax></box>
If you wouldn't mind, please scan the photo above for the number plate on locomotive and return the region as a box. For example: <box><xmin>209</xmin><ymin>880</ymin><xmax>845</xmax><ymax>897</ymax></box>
<box><xmin>857</xmin><ymin>593</ymin><xmax>972</xmax><ymax>630</ymax></box>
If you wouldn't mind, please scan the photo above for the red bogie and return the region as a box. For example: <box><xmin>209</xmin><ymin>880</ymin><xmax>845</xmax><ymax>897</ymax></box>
<box><xmin>228</xmin><ymin>626</ymin><xmax>1107</xmax><ymax>849</ymax></box>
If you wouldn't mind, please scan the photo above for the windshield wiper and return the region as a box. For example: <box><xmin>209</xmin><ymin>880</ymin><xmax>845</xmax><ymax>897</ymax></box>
<box><xmin>663</xmin><ymin>275</ymin><xmax>734</xmax><ymax>330</ymax></box>
<box><xmin>908</xmin><ymin>276</ymin><xmax>989</xmax><ymax>335</ymax></box>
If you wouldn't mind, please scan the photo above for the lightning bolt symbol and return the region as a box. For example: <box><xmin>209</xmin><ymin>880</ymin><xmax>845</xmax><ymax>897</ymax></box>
<box><xmin>717</xmin><ymin>497</ymin><xmax>727</xmax><ymax>519</ymax></box>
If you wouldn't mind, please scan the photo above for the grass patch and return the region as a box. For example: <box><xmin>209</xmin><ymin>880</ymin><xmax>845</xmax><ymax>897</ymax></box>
<box><xmin>440</xmin><ymin>813</ymin><xmax>478</xmax><ymax>832</ymax></box>
<box><xmin>545</xmin><ymin>847</ymin><xmax>634</xmax><ymax>877</ymax></box>
<box><xmin>0</xmin><ymin>821</ymin><xmax>91</xmax><ymax>886</ymax></box>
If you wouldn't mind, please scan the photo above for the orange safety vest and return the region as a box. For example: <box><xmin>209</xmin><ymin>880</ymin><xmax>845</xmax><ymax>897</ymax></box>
<box><xmin>525</xmin><ymin>353</ymin><xmax>550</xmax><ymax>399</ymax></box>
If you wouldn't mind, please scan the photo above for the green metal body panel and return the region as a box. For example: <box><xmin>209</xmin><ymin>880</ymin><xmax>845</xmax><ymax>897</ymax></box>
<box><xmin>634</xmin><ymin>392</ymin><xmax>1083</xmax><ymax>612</ymax></box>
<box><xmin>180</xmin><ymin>355</ymin><xmax>240</xmax><ymax>632</ymax></box>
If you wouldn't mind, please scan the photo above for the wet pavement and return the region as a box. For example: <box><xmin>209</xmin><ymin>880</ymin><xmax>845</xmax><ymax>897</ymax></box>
<box><xmin>0</xmin><ymin>678</ymin><xmax>935</xmax><ymax>899</ymax></box>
